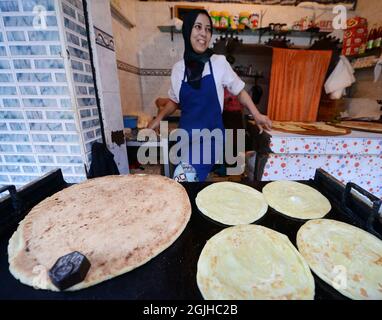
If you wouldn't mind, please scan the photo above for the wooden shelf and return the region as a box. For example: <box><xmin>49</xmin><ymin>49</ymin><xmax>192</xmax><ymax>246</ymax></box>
<box><xmin>158</xmin><ymin>26</ymin><xmax>331</xmax><ymax>42</ymax></box>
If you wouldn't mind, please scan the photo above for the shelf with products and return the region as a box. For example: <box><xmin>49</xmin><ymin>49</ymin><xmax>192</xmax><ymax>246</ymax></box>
<box><xmin>158</xmin><ymin>26</ymin><xmax>331</xmax><ymax>43</ymax></box>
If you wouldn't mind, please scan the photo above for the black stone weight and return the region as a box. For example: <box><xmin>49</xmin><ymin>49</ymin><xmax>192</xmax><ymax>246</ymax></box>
<box><xmin>49</xmin><ymin>251</ymin><xmax>91</xmax><ymax>290</ymax></box>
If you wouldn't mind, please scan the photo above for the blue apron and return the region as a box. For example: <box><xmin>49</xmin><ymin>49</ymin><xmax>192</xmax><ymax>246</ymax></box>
<box><xmin>178</xmin><ymin>59</ymin><xmax>224</xmax><ymax>182</ymax></box>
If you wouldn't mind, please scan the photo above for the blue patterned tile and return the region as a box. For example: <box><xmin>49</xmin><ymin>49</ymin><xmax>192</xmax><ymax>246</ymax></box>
<box><xmin>3</xmin><ymin>16</ymin><xmax>33</xmax><ymax>27</ymax></box>
<box><xmin>0</xmin><ymin>134</ymin><xmax>29</xmax><ymax>142</ymax></box>
<box><xmin>85</xmin><ymin>131</ymin><xmax>95</xmax><ymax>140</ymax></box>
<box><xmin>11</xmin><ymin>176</ymin><xmax>37</xmax><ymax>183</ymax></box>
<box><xmin>6</xmin><ymin>31</ymin><xmax>25</xmax><ymax>41</ymax></box>
<box><xmin>75</xmin><ymin>86</ymin><xmax>87</xmax><ymax>95</ymax></box>
<box><xmin>0</xmin><ymin>86</ymin><xmax>17</xmax><ymax>95</ymax></box>
<box><xmin>5</xmin><ymin>155</ymin><xmax>35</xmax><ymax>163</ymax></box>
<box><xmin>55</xmin><ymin>73</ymin><xmax>67</xmax><ymax>82</ymax></box>
<box><xmin>10</xmin><ymin>123</ymin><xmax>27</xmax><ymax>131</ymax></box>
<box><xmin>0</xmin><ymin>111</ymin><xmax>23</xmax><ymax>119</ymax></box>
<box><xmin>35</xmin><ymin>145</ymin><xmax>67</xmax><ymax>153</ymax></box>
<box><xmin>78</xmin><ymin>98</ymin><xmax>96</xmax><ymax>107</ymax></box>
<box><xmin>26</xmin><ymin>111</ymin><xmax>43</xmax><ymax>119</ymax></box>
<box><xmin>28</xmin><ymin>31</ymin><xmax>60</xmax><ymax>41</ymax></box>
<box><xmin>0</xmin><ymin>175</ymin><xmax>10</xmax><ymax>182</ymax></box>
<box><xmin>79</xmin><ymin>109</ymin><xmax>91</xmax><ymax>118</ymax></box>
<box><xmin>49</xmin><ymin>45</ymin><xmax>61</xmax><ymax>55</ymax></box>
<box><xmin>60</xmin><ymin>99</ymin><xmax>71</xmax><ymax>108</ymax></box>
<box><xmin>23</xmin><ymin>166</ymin><xmax>39</xmax><ymax>173</ymax></box>
<box><xmin>95</xmin><ymin>128</ymin><xmax>101</xmax><ymax>137</ymax></box>
<box><xmin>62</xmin><ymin>3</ymin><xmax>75</xmax><ymax>18</ymax></box>
<box><xmin>23</xmin><ymin>98</ymin><xmax>56</xmax><ymax>108</ymax></box>
<box><xmin>71</xmin><ymin>60</ymin><xmax>83</xmax><ymax>71</ymax></box>
<box><xmin>92</xmin><ymin>108</ymin><xmax>99</xmax><ymax>116</ymax></box>
<box><xmin>40</xmin><ymin>86</ymin><xmax>68</xmax><ymax>95</ymax></box>
<box><xmin>74</xmin><ymin>166</ymin><xmax>85</xmax><ymax>174</ymax></box>
<box><xmin>0</xmin><ymin>60</ymin><xmax>10</xmax><ymax>69</ymax></box>
<box><xmin>20</xmin><ymin>86</ymin><xmax>38</xmax><ymax>95</ymax></box>
<box><xmin>56</xmin><ymin>155</ymin><xmax>82</xmax><ymax>164</ymax></box>
<box><xmin>65</xmin><ymin>123</ymin><xmax>77</xmax><ymax>131</ymax></box>
<box><xmin>68</xmin><ymin>46</ymin><xmax>89</xmax><ymax>60</ymax></box>
<box><xmin>38</xmin><ymin>155</ymin><xmax>54</xmax><ymax>163</ymax></box>
<box><xmin>51</xmin><ymin>134</ymin><xmax>78</xmax><ymax>142</ymax></box>
<box><xmin>0</xmin><ymin>46</ymin><xmax>7</xmax><ymax>56</ymax></box>
<box><xmin>64</xmin><ymin>18</ymin><xmax>86</xmax><ymax>36</ymax></box>
<box><xmin>0</xmin><ymin>33</ymin><xmax>3</xmax><ymax>42</ymax></box>
<box><xmin>22</xmin><ymin>0</ymin><xmax>55</xmax><ymax>11</ymax></box>
<box><xmin>16</xmin><ymin>145</ymin><xmax>32</xmax><ymax>152</ymax></box>
<box><xmin>0</xmin><ymin>1</ymin><xmax>19</xmax><ymax>12</ymax></box>
<box><xmin>0</xmin><ymin>123</ymin><xmax>8</xmax><ymax>130</ymax></box>
<box><xmin>13</xmin><ymin>59</ymin><xmax>31</xmax><ymax>69</ymax></box>
<box><xmin>73</xmin><ymin>73</ymin><xmax>93</xmax><ymax>83</ymax></box>
<box><xmin>3</xmin><ymin>98</ymin><xmax>20</xmax><ymax>107</ymax></box>
<box><xmin>78</xmin><ymin>13</ymin><xmax>85</xmax><ymax>25</ymax></box>
<box><xmin>65</xmin><ymin>176</ymin><xmax>86</xmax><ymax>184</ymax></box>
<box><xmin>0</xmin><ymin>165</ymin><xmax>20</xmax><ymax>172</ymax></box>
<box><xmin>66</xmin><ymin>0</ymin><xmax>82</xmax><ymax>10</ymax></box>
<box><xmin>30</xmin><ymin>122</ymin><xmax>63</xmax><ymax>131</ymax></box>
<box><xmin>85</xmin><ymin>141</ymin><xmax>92</xmax><ymax>152</ymax></box>
<box><xmin>0</xmin><ymin>145</ymin><xmax>14</xmax><ymax>152</ymax></box>
<box><xmin>70</xmin><ymin>146</ymin><xmax>81</xmax><ymax>154</ymax></box>
<box><xmin>17</xmin><ymin>73</ymin><xmax>52</xmax><ymax>82</ymax></box>
<box><xmin>81</xmin><ymin>39</ymin><xmax>88</xmax><ymax>48</ymax></box>
<box><xmin>88</xmin><ymin>87</ymin><xmax>95</xmax><ymax>95</ymax></box>
<box><xmin>32</xmin><ymin>134</ymin><xmax>49</xmax><ymax>142</ymax></box>
<box><xmin>0</xmin><ymin>73</ymin><xmax>12</xmax><ymax>82</ymax></box>
<box><xmin>35</xmin><ymin>59</ymin><xmax>64</xmax><ymax>69</ymax></box>
<box><xmin>21</xmin><ymin>14</ymin><xmax>56</xmax><ymax>26</ymax></box>
<box><xmin>85</xmin><ymin>64</ymin><xmax>92</xmax><ymax>73</ymax></box>
<box><xmin>46</xmin><ymin>111</ymin><xmax>73</xmax><ymax>120</ymax></box>
<box><xmin>66</xmin><ymin>32</ymin><xmax>80</xmax><ymax>46</ymax></box>
<box><xmin>10</xmin><ymin>45</ymin><xmax>47</xmax><ymax>56</ymax></box>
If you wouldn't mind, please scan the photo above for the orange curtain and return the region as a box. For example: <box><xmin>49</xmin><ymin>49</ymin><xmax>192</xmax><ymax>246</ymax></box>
<box><xmin>267</xmin><ymin>48</ymin><xmax>332</xmax><ymax>122</ymax></box>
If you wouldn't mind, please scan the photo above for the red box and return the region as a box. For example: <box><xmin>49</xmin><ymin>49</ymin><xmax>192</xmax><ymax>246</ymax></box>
<box><xmin>346</xmin><ymin>17</ymin><xmax>367</xmax><ymax>29</ymax></box>
<box><xmin>342</xmin><ymin>45</ymin><xmax>361</xmax><ymax>56</ymax></box>
<box><xmin>344</xmin><ymin>36</ymin><xmax>367</xmax><ymax>47</ymax></box>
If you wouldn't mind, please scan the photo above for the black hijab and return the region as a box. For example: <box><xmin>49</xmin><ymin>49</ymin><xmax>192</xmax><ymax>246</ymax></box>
<box><xmin>182</xmin><ymin>9</ymin><xmax>214</xmax><ymax>89</ymax></box>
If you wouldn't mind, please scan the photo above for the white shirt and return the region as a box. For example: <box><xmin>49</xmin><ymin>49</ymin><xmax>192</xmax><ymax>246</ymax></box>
<box><xmin>168</xmin><ymin>54</ymin><xmax>245</xmax><ymax>112</ymax></box>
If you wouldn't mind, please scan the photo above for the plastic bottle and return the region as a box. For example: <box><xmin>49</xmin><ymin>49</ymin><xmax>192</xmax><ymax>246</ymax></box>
<box><xmin>374</xmin><ymin>26</ymin><xmax>382</xmax><ymax>48</ymax></box>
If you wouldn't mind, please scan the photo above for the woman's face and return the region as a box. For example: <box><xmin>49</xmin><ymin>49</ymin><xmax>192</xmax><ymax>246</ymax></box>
<box><xmin>190</xmin><ymin>14</ymin><xmax>212</xmax><ymax>54</ymax></box>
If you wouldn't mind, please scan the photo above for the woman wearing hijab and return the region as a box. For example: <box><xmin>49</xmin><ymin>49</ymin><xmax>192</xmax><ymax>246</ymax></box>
<box><xmin>148</xmin><ymin>9</ymin><xmax>272</xmax><ymax>182</ymax></box>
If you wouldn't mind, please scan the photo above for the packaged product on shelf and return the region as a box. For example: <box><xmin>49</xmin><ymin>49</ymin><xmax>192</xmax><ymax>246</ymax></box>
<box><xmin>220</xmin><ymin>11</ymin><xmax>230</xmax><ymax>29</ymax></box>
<box><xmin>249</xmin><ymin>13</ymin><xmax>259</xmax><ymax>30</ymax></box>
<box><xmin>229</xmin><ymin>14</ymin><xmax>239</xmax><ymax>30</ymax></box>
<box><xmin>239</xmin><ymin>12</ymin><xmax>250</xmax><ymax>30</ymax></box>
<box><xmin>210</xmin><ymin>11</ymin><xmax>221</xmax><ymax>29</ymax></box>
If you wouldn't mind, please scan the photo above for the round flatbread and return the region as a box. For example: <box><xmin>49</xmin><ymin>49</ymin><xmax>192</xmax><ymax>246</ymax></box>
<box><xmin>8</xmin><ymin>174</ymin><xmax>191</xmax><ymax>291</ymax></box>
<box><xmin>262</xmin><ymin>181</ymin><xmax>331</xmax><ymax>220</ymax></box>
<box><xmin>197</xmin><ymin>225</ymin><xmax>315</xmax><ymax>300</ymax></box>
<box><xmin>195</xmin><ymin>182</ymin><xmax>268</xmax><ymax>225</ymax></box>
<box><xmin>297</xmin><ymin>219</ymin><xmax>382</xmax><ymax>300</ymax></box>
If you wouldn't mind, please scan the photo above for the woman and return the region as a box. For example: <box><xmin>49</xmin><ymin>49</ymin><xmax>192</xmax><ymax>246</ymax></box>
<box><xmin>148</xmin><ymin>9</ymin><xmax>272</xmax><ymax>182</ymax></box>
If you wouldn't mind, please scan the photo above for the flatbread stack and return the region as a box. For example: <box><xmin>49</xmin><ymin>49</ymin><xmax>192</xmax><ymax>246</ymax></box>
<box><xmin>197</xmin><ymin>225</ymin><xmax>315</xmax><ymax>300</ymax></box>
<box><xmin>271</xmin><ymin>121</ymin><xmax>350</xmax><ymax>136</ymax></box>
<box><xmin>297</xmin><ymin>219</ymin><xmax>382</xmax><ymax>300</ymax></box>
<box><xmin>195</xmin><ymin>182</ymin><xmax>268</xmax><ymax>225</ymax></box>
<box><xmin>8</xmin><ymin>174</ymin><xmax>191</xmax><ymax>291</ymax></box>
<box><xmin>263</xmin><ymin>181</ymin><xmax>331</xmax><ymax>220</ymax></box>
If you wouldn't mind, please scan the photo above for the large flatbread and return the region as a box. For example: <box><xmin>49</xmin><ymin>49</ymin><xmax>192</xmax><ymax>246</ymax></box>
<box><xmin>271</xmin><ymin>121</ymin><xmax>350</xmax><ymax>136</ymax></box>
<box><xmin>197</xmin><ymin>225</ymin><xmax>315</xmax><ymax>300</ymax></box>
<box><xmin>8</xmin><ymin>174</ymin><xmax>191</xmax><ymax>291</ymax></box>
<box><xmin>195</xmin><ymin>182</ymin><xmax>268</xmax><ymax>225</ymax></box>
<box><xmin>297</xmin><ymin>219</ymin><xmax>382</xmax><ymax>300</ymax></box>
<box><xmin>263</xmin><ymin>181</ymin><xmax>331</xmax><ymax>220</ymax></box>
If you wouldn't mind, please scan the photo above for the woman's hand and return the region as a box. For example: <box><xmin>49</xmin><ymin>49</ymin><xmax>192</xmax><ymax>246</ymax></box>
<box><xmin>253</xmin><ymin>113</ymin><xmax>272</xmax><ymax>134</ymax></box>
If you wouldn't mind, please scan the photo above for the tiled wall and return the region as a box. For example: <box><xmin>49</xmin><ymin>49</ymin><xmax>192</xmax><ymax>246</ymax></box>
<box><xmin>0</xmin><ymin>0</ymin><xmax>89</xmax><ymax>186</ymax></box>
<box><xmin>60</xmin><ymin>0</ymin><xmax>102</xmax><ymax>162</ymax></box>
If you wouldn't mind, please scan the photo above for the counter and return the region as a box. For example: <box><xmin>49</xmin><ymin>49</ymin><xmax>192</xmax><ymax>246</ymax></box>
<box><xmin>248</xmin><ymin>124</ymin><xmax>382</xmax><ymax>198</ymax></box>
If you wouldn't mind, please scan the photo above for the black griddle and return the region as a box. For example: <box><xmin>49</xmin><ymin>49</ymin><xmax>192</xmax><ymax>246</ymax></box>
<box><xmin>0</xmin><ymin>169</ymin><xmax>381</xmax><ymax>300</ymax></box>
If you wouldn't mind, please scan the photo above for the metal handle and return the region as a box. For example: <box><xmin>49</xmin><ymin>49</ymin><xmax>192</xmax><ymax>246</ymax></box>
<box><xmin>343</xmin><ymin>182</ymin><xmax>382</xmax><ymax>216</ymax></box>
<box><xmin>0</xmin><ymin>185</ymin><xmax>24</xmax><ymax>215</ymax></box>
